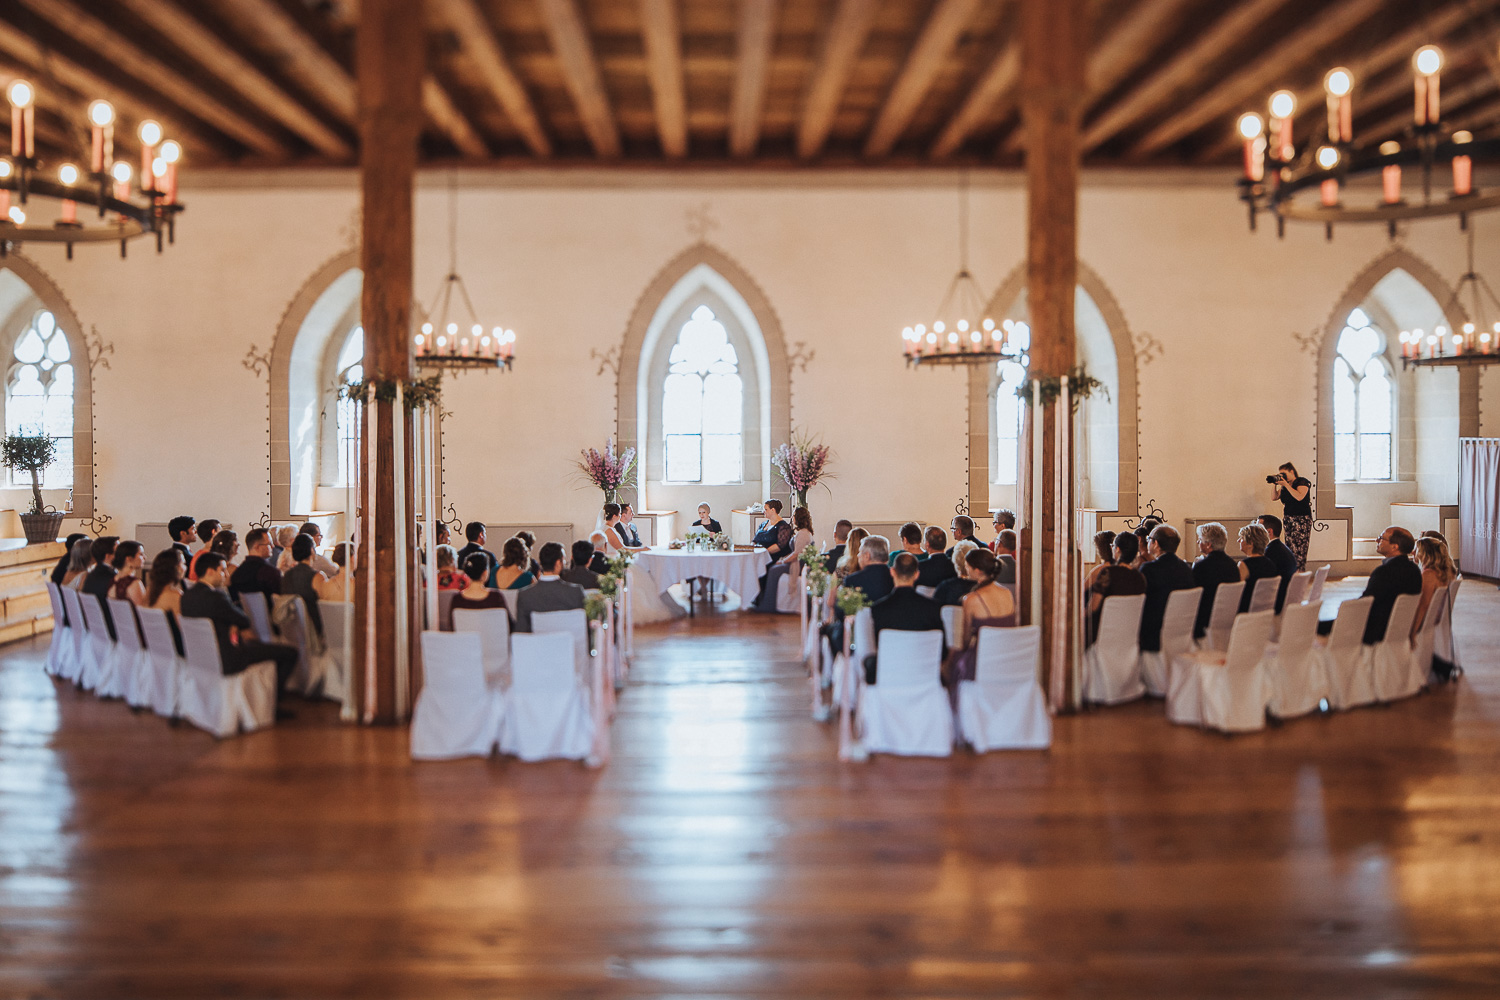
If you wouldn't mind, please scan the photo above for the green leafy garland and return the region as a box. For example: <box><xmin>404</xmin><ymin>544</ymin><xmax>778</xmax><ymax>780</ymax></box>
<box><xmin>1017</xmin><ymin>365</ymin><xmax>1109</xmax><ymax>412</ymax></box>
<box><xmin>800</xmin><ymin>545</ymin><xmax>832</xmax><ymax>599</ymax></box>
<box><xmin>596</xmin><ymin>550</ymin><xmax>636</xmax><ymax>603</ymax></box>
<box><xmin>341</xmin><ymin>373</ymin><xmax>444</xmax><ymax>410</ymax></box>
<box><xmin>835</xmin><ymin>584</ymin><xmax>872</xmax><ymax>617</ymax></box>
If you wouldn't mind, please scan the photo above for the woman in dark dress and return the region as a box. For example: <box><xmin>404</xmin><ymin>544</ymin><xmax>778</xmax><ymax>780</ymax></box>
<box><xmin>751</xmin><ymin>500</ymin><xmax>793</xmax><ymax>608</ymax></box>
<box><xmin>1236</xmin><ymin>523</ymin><xmax>1280</xmax><ymax>612</ymax></box>
<box><xmin>1086</xmin><ymin>532</ymin><xmax>1147</xmax><ymax>646</ymax></box>
<box><xmin>1270</xmin><ymin>461</ymin><xmax>1313</xmax><ymax>570</ymax></box>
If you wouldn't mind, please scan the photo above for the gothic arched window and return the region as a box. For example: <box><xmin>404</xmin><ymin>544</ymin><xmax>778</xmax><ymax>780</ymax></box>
<box><xmin>7</xmin><ymin>309</ymin><xmax>73</xmax><ymax>488</ymax></box>
<box><xmin>1333</xmin><ymin>308</ymin><xmax>1393</xmax><ymax>482</ymax></box>
<box><xmin>333</xmin><ymin>325</ymin><xmax>363</xmax><ymax>488</ymax></box>
<box><xmin>662</xmin><ymin>305</ymin><xmax>743</xmax><ymax>485</ymax></box>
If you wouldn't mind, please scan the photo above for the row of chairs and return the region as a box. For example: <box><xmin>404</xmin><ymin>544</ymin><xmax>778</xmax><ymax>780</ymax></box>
<box><xmin>413</xmin><ymin>605</ymin><xmax>613</xmax><ymax>764</ymax></box>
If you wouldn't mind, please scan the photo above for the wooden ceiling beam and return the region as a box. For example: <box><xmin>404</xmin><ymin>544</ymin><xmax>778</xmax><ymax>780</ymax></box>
<box><xmin>13</xmin><ymin>0</ymin><xmax>289</xmax><ymax>157</ymax></box>
<box><xmin>1132</xmin><ymin>0</ymin><xmax>1387</xmax><ymax>156</ymax></box>
<box><xmin>538</xmin><ymin>0</ymin><xmax>621</xmax><ymax>158</ymax></box>
<box><xmin>0</xmin><ymin>18</ymin><xmax>224</xmax><ymax>157</ymax></box>
<box><xmin>210</xmin><ymin>0</ymin><xmax>357</xmax><ymax>122</ymax></box>
<box><xmin>930</xmin><ymin>41</ymin><xmax>1018</xmax><ymax>158</ymax></box>
<box><xmin>640</xmin><ymin>0</ymin><xmax>687</xmax><ymax>158</ymax></box>
<box><xmin>428</xmin><ymin>0</ymin><xmax>551</xmax><ymax>157</ymax></box>
<box><xmin>865</xmin><ymin>0</ymin><xmax>981</xmax><ymax>157</ymax></box>
<box><xmin>1085</xmin><ymin>0</ymin><xmax>1199</xmax><ymax>101</ymax></box>
<box><xmin>797</xmin><ymin>0</ymin><xmax>880</xmax><ymax>158</ymax></box>
<box><xmin>420</xmin><ymin>78</ymin><xmax>489</xmax><ymax>158</ymax></box>
<box><xmin>729</xmin><ymin>0</ymin><xmax>777</xmax><ymax>158</ymax></box>
<box><xmin>1080</xmin><ymin>0</ymin><xmax>1292</xmax><ymax>153</ymax></box>
<box><xmin>114</xmin><ymin>0</ymin><xmax>351</xmax><ymax>159</ymax></box>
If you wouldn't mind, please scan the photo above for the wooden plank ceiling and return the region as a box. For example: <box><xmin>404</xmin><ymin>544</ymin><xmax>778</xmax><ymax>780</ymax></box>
<box><xmin>1</xmin><ymin>0</ymin><xmax>1497</xmax><ymax>169</ymax></box>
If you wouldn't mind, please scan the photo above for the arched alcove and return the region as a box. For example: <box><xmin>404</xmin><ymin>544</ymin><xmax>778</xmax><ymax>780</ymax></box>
<box><xmin>0</xmin><ymin>256</ymin><xmax>95</xmax><ymax>518</ymax></box>
<box><xmin>1315</xmin><ymin>246</ymin><xmax>1478</xmax><ymax>552</ymax></box>
<box><xmin>968</xmin><ymin>261</ymin><xmax>1139</xmax><ymax>519</ymax></box>
<box><xmin>270</xmin><ymin>249</ymin><xmax>362</xmax><ymax>519</ymax></box>
<box><xmin>616</xmin><ymin>244</ymin><xmax>790</xmax><ymax>512</ymax></box>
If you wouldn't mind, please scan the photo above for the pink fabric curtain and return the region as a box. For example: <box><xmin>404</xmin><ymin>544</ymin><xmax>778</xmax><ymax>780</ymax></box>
<box><xmin>1459</xmin><ymin>438</ymin><xmax>1500</xmax><ymax>578</ymax></box>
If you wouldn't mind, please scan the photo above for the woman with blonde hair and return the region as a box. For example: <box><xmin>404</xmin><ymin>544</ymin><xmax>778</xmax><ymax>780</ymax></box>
<box><xmin>835</xmin><ymin>527</ymin><xmax>869</xmax><ymax>579</ymax></box>
<box><xmin>1411</xmin><ymin>535</ymin><xmax>1458</xmax><ymax>640</ymax></box>
<box><xmin>1236</xmin><ymin>522</ymin><xmax>1278</xmax><ymax>613</ymax></box>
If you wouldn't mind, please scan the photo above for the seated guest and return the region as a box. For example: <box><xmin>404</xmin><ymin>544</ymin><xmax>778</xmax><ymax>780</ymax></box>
<box><xmin>888</xmin><ymin>521</ymin><xmax>926</xmax><ymax>565</ymax></box>
<box><xmin>993</xmin><ymin>529</ymin><xmax>1019</xmax><ymax>584</ymax></box>
<box><xmin>990</xmin><ymin>509</ymin><xmax>1016</xmax><ymax>550</ymax></box>
<box><xmin>1191</xmin><ymin>522</ymin><xmax>1241</xmax><ymax>639</ymax></box>
<box><xmin>1258</xmin><ymin>513</ymin><xmax>1298</xmax><ymax>611</ymax></box>
<box><xmin>750</xmin><ymin>500</ymin><xmax>793</xmax><ymax>604</ymax></box>
<box><xmin>181</xmin><ymin>553</ymin><xmax>298</xmax><ymax>711</ymax></box>
<box><xmin>273</xmin><ymin>525</ymin><xmax>299</xmax><ymax>571</ymax></box>
<box><xmin>916</xmin><ymin>526</ymin><xmax>956</xmax><ymax>588</ymax></box>
<box><xmin>692</xmin><ymin>503</ymin><xmax>722</xmax><ymax>535</ymax></box>
<box><xmin>51</xmin><ymin>532</ymin><xmax>87</xmax><ymax>586</ymax></box>
<box><xmin>493</xmin><ymin>537</ymin><xmax>535</xmax><ymax>590</ymax></box>
<box><xmin>435</xmin><ymin>522</ymin><xmax>451</xmax><ymax>547</ymax></box>
<box><xmin>280</xmin><ymin>533</ymin><xmax>326</xmax><ymax>638</ymax></box>
<box><xmin>754</xmin><ymin>505</ymin><xmax>814</xmax><ymax>612</ymax></box>
<box><xmin>949</xmin><ymin>515</ymin><xmax>982</xmax><ymax>554</ymax></box>
<box><xmin>515</xmin><ymin>530</ymin><xmax>543</xmax><ymax>577</ymax></box>
<box><xmin>1412</xmin><ymin>535</ymin><xmax>1458</xmax><ymax>647</ymax></box>
<box><xmin>435</xmin><ymin>545</ymin><xmax>468</xmax><ymax>591</ymax></box>
<box><xmin>298</xmin><ymin>522</ymin><xmax>339</xmax><ymax>577</ymax></box>
<box><xmin>168</xmin><ymin>516</ymin><xmax>196</xmax><ymax>564</ymax></box>
<box><xmin>1140</xmin><ymin>525</ymin><xmax>1195</xmax><ymax>652</ymax></box>
<box><xmin>617</xmin><ymin>504</ymin><xmax>645</xmax><ymax>548</ymax></box>
<box><xmin>457</xmin><ymin>521</ymin><xmax>499</xmax><ymax>576</ymax></box>
<box><xmin>823</xmin><ymin>519</ymin><xmax>853</xmax><ymax>573</ymax></box>
<box><xmin>229</xmin><ymin>528</ymin><xmax>282</xmax><ymax>601</ymax></box>
<box><xmin>81</xmin><ymin>536</ymin><xmax>120</xmax><ymax>601</ymax></box>
<box><xmin>1134</xmin><ymin>516</ymin><xmax>1163</xmax><ymax>542</ymax></box>
<box><xmin>1083</xmin><ymin>530</ymin><xmax>1116</xmax><ymax>594</ymax></box>
<box><xmin>147</xmin><ymin>549</ymin><xmax>187</xmax><ymax>616</ymax></box>
<box><xmin>191</xmin><ymin>529</ymin><xmax>239</xmax><ymax>581</ymax></box>
<box><xmin>450</xmin><ymin>553</ymin><xmax>510</xmax><ymax>621</ymax></box>
<box><xmin>1086</xmin><ymin>532</ymin><xmax>1147</xmax><ymax>646</ymax></box>
<box><xmin>603</xmin><ymin>504</ymin><xmax>646</xmax><ymax>555</ymax></box>
<box><xmin>587</xmin><ymin>531</ymin><xmax>611</xmax><ymax>573</ymax></box>
<box><xmin>561</xmin><ymin>540</ymin><xmax>601</xmax><ymax>589</ymax></box>
<box><xmin>1236</xmin><ymin>523</ymin><xmax>1279</xmax><ymax>613</ymax></box>
<box><xmin>834</xmin><ymin>527</ymin><xmax>869</xmax><ymax>581</ymax></box>
<box><xmin>61</xmin><ymin>537</ymin><xmax>92</xmax><ymax>590</ymax></box>
<box><xmin>945</xmin><ymin>548</ymin><xmax>1017</xmax><ymax>683</ymax></box>
<box><xmin>1420</xmin><ymin>529</ymin><xmax>1448</xmax><ymax>546</ymax></box>
<box><xmin>1346</xmin><ymin>526</ymin><xmax>1422</xmax><ymax>644</ymax></box>
<box><xmin>516</xmin><ymin>542</ymin><xmax>587</xmax><ymax>633</ymax></box>
<box><xmin>194</xmin><ymin>518</ymin><xmax>221</xmax><ymax>554</ymax></box>
<box><xmin>315</xmin><ymin>543</ymin><xmax>350</xmax><ymax>601</ymax></box>
<box><xmin>865</xmin><ymin>553</ymin><xmax>946</xmax><ymax>683</ymax></box>
<box><xmin>110</xmin><ymin>541</ymin><xmax>148</xmax><ymax>607</ymax></box>
<box><xmin>934</xmin><ymin>540</ymin><xmax>979</xmax><ymax>606</ymax></box>
<box><xmin>843</xmin><ymin>534</ymin><xmax>894</xmax><ymax>604</ymax></box>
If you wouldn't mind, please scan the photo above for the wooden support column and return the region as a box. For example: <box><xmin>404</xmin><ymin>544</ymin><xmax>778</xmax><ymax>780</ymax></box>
<box><xmin>1020</xmin><ymin>0</ymin><xmax>1086</xmax><ymax>710</ymax></box>
<box><xmin>353</xmin><ymin>0</ymin><xmax>421</xmax><ymax>724</ymax></box>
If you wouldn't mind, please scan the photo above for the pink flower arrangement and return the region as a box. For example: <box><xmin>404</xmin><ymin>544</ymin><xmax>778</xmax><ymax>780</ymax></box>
<box><xmin>576</xmin><ymin>438</ymin><xmax>637</xmax><ymax>499</ymax></box>
<box><xmin>771</xmin><ymin>431</ymin><xmax>833</xmax><ymax>503</ymax></box>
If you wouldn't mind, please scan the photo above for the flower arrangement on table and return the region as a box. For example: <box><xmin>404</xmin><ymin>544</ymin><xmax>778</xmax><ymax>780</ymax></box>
<box><xmin>771</xmin><ymin>430</ymin><xmax>833</xmax><ymax>510</ymax></box>
<box><xmin>575</xmin><ymin>438</ymin><xmax>637</xmax><ymax>504</ymax></box>
<box><xmin>800</xmin><ymin>544</ymin><xmax>832</xmax><ymax>599</ymax></box>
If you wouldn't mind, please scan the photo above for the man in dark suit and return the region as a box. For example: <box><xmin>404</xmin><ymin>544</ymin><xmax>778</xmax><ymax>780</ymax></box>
<box><xmin>1258</xmin><ymin>513</ymin><xmax>1299</xmax><ymax>612</ymax></box>
<box><xmin>457</xmin><ymin>521</ymin><xmax>499</xmax><ymax>579</ymax></box>
<box><xmin>280</xmin><ymin>534</ymin><xmax>324</xmax><ymax>638</ymax></box>
<box><xmin>560</xmin><ymin>540</ymin><xmax>602</xmax><ymax>589</ymax></box>
<box><xmin>948</xmin><ymin>514</ymin><xmax>983</xmax><ymax>554</ymax></box>
<box><xmin>916</xmin><ymin>526</ymin><xmax>956</xmax><ymax>588</ymax></box>
<box><xmin>866</xmin><ymin>553</ymin><xmax>946</xmax><ymax>683</ymax></box>
<box><xmin>586</xmin><ymin>531</ymin><xmax>611</xmax><ymax>574</ymax></box>
<box><xmin>617</xmin><ymin>504</ymin><xmax>645</xmax><ymax>548</ymax></box>
<box><xmin>1359</xmin><ymin>526</ymin><xmax>1423</xmax><ymax>644</ymax></box>
<box><xmin>230</xmin><ymin>527</ymin><xmax>283</xmax><ymax>600</ymax></box>
<box><xmin>80</xmin><ymin>535</ymin><xmax>120</xmax><ymax>638</ymax></box>
<box><xmin>181</xmin><ymin>553</ymin><xmax>298</xmax><ymax>708</ymax></box>
<box><xmin>516</xmin><ymin>543</ymin><xmax>587</xmax><ymax>632</ymax></box>
<box><xmin>827</xmin><ymin>534</ymin><xmax>895</xmax><ymax>653</ymax></box>
<box><xmin>993</xmin><ymin>529</ymin><xmax>1019</xmax><ymax>585</ymax></box>
<box><xmin>51</xmin><ymin>532</ymin><xmax>87</xmax><ymax>586</ymax></box>
<box><xmin>823</xmin><ymin>519</ymin><xmax>853</xmax><ymax>573</ymax></box>
<box><xmin>1190</xmin><ymin>522</ymin><xmax>1241</xmax><ymax>640</ymax></box>
<box><xmin>1140</xmin><ymin>525</ymin><xmax>1196</xmax><ymax>652</ymax></box>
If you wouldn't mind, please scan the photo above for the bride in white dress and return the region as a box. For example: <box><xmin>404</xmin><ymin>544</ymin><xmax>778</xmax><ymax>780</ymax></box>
<box><xmin>598</xmin><ymin>504</ymin><xmax>682</xmax><ymax>623</ymax></box>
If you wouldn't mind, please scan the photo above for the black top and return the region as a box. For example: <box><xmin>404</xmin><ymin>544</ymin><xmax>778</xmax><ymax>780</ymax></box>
<box><xmin>1239</xmin><ymin>554</ymin><xmax>1280</xmax><ymax>612</ymax></box>
<box><xmin>229</xmin><ymin>555</ymin><xmax>283</xmax><ymax>601</ymax></box>
<box><xmin>1264</xmin><ymin>538</ymin><xmax>1298</xmax><ymax>610</ymax></box>
<box><xmin>1361</xmin><ymin>555</ymin><xmax>1423</xmax><ymax>644</ymax></box>
<box><xmin>1087</xmin><ymin>565</ymin><xmax>1146</xmax><ymax>646</ymax></box>
<box><xmin>1140</xmin><ymin>554</ymin><xmax>1195</xmax><ymax>652</ymax></box>
<box><xmin>560</xmin><ymin>565</ymin><xmax>601</xmax><ymax>589</ymax></box>
<box><xmin>933</xmin><ymin>576</ymin><xmax>975</xmax><ymax>607</ymax></box>
<box><xmin>50</xmin><ymin>551</ymin><xmax>71</xmax><ymax>586</ymax></box>
<box><xmin>753</xmin><ymin>520</ymin><xmax>793</xmax><ymax>561</ymax></box>
<box><xmin>614</xmin><ymin>522</ymin><xmax>643</xmax><ymax>548</ymax></box>
<box><xmin>867</xmin><ymin>587</ymin><xmax>946</xmax><ymax>683</ymax></box>
<box><xmin>456</xmin><ymin>543</ymin><xmax>498</xmax><ymax>574</ymax></box>
<box><xmin>822</xmin><ymin>543</ymin><xmax>846</xmax><ymax>574</ymax></box>
<box><xmin>1191</xmin><ymin>550</ymin><xmax>1241</xmax><ymax>639</ymax></box>
<box><xmin>1277</xmin><ymin>477</ymin><xmax>1312</xmax><ymax>517</ymax></box>
<box><xmin>691</xmin><ymin>518</ymin><xmax>723</xmax><ymax>534</ymax></box>
<box><xmin>282</xmin><ymin>562</ymin><xmax>324</xmax><ymax>637</ymax></box>
<box><xmin>587</xmin><ymin>551</ymin><xmax>610</xmax><ymax>575</ymax></box>
<box><xmin>180</xmin><ymin>582</ymin><xmax>252</xmax><ymax>671</ymax></box>
<box><xmin>842</xmin><ymin>564</ymin><xmax>894</xmax><ymax>606</ymax></box>
<box><xmin>915</xmin><ymin>552</ymin><xmax>957</xmax><ymax>588</ymax></box>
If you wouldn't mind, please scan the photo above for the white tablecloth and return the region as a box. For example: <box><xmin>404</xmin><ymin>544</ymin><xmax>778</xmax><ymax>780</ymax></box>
<box><xmin>634</xmin><ymin>548</ymin><xmax>766</xmax><ymax>602</ymax></box>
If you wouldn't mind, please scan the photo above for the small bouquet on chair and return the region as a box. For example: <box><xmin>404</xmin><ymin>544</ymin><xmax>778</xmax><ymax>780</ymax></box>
<box><xmin>576</xmin><ymin>438</ymin><xmax>637</xmax><ymax>503</ymax></box>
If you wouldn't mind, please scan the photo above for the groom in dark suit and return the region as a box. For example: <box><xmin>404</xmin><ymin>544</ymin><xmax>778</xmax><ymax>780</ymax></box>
<box><xmin>515</xmin><ymin>543</ymin><xmax>587</xmax><ymax>632</ymax></box>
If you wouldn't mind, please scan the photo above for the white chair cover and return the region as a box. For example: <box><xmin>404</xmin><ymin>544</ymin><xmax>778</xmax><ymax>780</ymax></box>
<box><xmin>956</xmin><ymin>625</ymin><xmax>1049</xmax><ymax>751</ymax></box>
<box><xmin>1282</xmin><ymin>571</ymin><xmax>1313</xmax><ymax>609</ymax></box>
<box><xmin>136</xmin><ymin>607</ymin><xmax>184</xmax><ymax>717</ymax></box>
<box><xmin>411</xmin><ymin>630</ymin><xmax>503</xmax><ymax>760</ymax></box>
<box><xmin>859</xmin><ymin>629</ymin><xmax>950</xmax><ymax>756</ymax></box>
<box><xmin>437</xmin><ymin>589</ymin><xmax>457</xmax><ymax>632</ymax></box>
<box><xmin>1247</xmin><ymin>576</ymin><xmax>1279</xmax><ymax>614</ymax></box>
<box><xmin>1264</xmin><ymin>600</ymin><xmax>1325</xmax><ymax>718</ymax></box>
<box><xmin>1081</xmin><ymin>593</ymin><xmax>1145</xmax><ymax>705</ymax></box>
<box><xmin>940</xmin><ymin>605</ymin><xmax>963</xmax><ymax>649</ymax></box>
<box><xmin>1203</xmin><ymin>581</ymin><xmax>1244</xmax><ymax>653</ymax></box>
<box><xmin>498</xmin><ymin>589</ymin><xmax>520</xmax><ymax>618</ymax></box>
<box><xmin>1368</xmin><ymin>593</ymin><xmax>1421</xmax><ymax>703</ymax></box>
<box><xmin>774</xmin><ymin>560</ymin><xmax>801</xmax><ymax>614</ymax></box>
<box><xmin>1434</xmin><ymin>578</ymin><xmax>1461</xmax><ymax>668</ymax></box>
<box><xmin>79</xmin><ymin>593</ymin><xmax>126</xmax><ymax>699</ymax></box>
<box><xmin>1307</xmin><ymin>564</ymin><xmax>1330</xmax><ymax>603</ymax></box>
<box><xmin>239</xmin><ymin>591</ymin><xmax>276</xmax><ymax>643</ymax></box>
<box><xmin>915</xmin><ymin>585</ymin><xmax>937</xmax><ymax>599</ymax></box>
<box><xmin>502</xmin><ymin>631</ymin><xmax>593</xmax><ymax>761</ymax></box>
<box><xmin>1140</xmin><ymin>588</ymin><xmax>1200</xmax><ymax>698</ymax></box>
<box><xmin>1198</xmin><ymin>611</ymin><xmax>1276</xmax><ymax>732</ymax></box>
<box><xmin>1319</xmin><ymin>597</ymin><xmax>1374</xmax><ymax>709</ymax></box>
<box><xmin>321</xmin><ymin>601</ymin><xmax>352</xmax><ymax>710</ymax></box>
<box><xmin>273</xmin><ymin>594</ymin><xmax>336</xmax><ymax>699</ymax></box>
<box><xmin>1409</xmin><ymin>590</ymin><xmax>1446</xmax><ymax>692</ymax></box>
<box><xmin>108</xmin><ymin>598</ymin><xmax>153</xmax><ymax>709</ymax></box>
<box><xmin>61</xmin><ymin>588</ymin><xmax>99</xmax><ymax>690</ymax></box>
<box><xmin>452</xmin><ymin>606</ymin><xmax>511</xmax><ymax>684</ymax></box>
<box><xmin>532</xmin><ymin>608</ymin><xmax>591</xmax><ymax>667</ymax></box>
<box><xmin>44</xmin><ymin>581</ymin><xmax>72</xmax><ymax>678</ymax></box>
<box><xmin>176</xmin><ymin>616</ymin><xmax>277</xmax><ymax>737</ymax></box>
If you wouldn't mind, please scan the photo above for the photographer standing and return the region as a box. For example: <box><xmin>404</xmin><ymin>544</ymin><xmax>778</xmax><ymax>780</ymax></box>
<box><xmin>1269</xmin><ymin>462</ymin><xmax>1312</xmax><ymax>569</ymax></box>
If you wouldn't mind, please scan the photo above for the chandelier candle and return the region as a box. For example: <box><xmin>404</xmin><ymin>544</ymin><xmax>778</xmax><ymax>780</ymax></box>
<box><xmin>1324</xmin><ymin>68</ymin><xmax>1353</xmax><ymax>144</ymax></box>
<box><xmin>1269</xmin><ymin>90</ymin><xmax>1295</xmax><ymax>162</ymax></box>
<box><xmin>88</xmin><ymin>100</ymin><xmax>114</xmax><ymax>174</ymax></box>
<box><xmin>1453</xmin><ymin>130</ymin><xmax>1473</xmax><ymax>196</ymax></box>
<box><xmin>1414</xmin><ymin>46</ymin><xmax>1442</xmax><ymax>125</ymax></box>
<box><xmin>7</xmin><ymin>80</ymin><xmax>33</xmax><ymax>159</ymax></box>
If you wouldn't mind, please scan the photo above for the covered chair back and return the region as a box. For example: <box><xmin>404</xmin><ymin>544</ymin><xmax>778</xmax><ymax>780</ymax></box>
<box><xmin>860</xmin><ymin>629</ymin><xmax>950</xmax><ymax>757</ymax></box>
<box><xmin>1204</xmin><ymin>581</ymin><xmax>1244</xmax><ymax>653</ymax></box>
<box><xmin>1370</xmin><ymin>593</ymin><xmax>1421</xmax><ymax>702</ymax></box>
<box><xmin>957</xmin><ymin>624</ymin><xmax>1049</xmax><ymax>751</ymax></box>
<box><xmin>1321</xmin><ymin>597</ymin><xmax>1373</xmax><ymax>709</ymax></box>
<box><xmin>1307</xmin><ymin>564</ymin><xmax>1331</xmax><ymax>603</ymax></box>
<box><xmin>1081</xmin><ymin>593</ymin><xmax>1145</xmax><ymax>704</ymax></box>
<box><xmin>411</xmin><ymin>630</ymin><xmax>502</xmax><ymax>760</ymax></box>
<box><xmin>1265</xmin><ymin>600</ymin><xmax>1325</xmax><ymax>718</ymax></box>
<box><xmin>503</xmin><ymin>631</ymin><xmax>593</xmax><ymax>761</ymax></box>
<box><xmin>1141</xmin><ymin>587</ymin><xmax>1199</xmax><ymax>698</ymax></box>
<box><xmin>1200</xmin><ymin>610</ymin><xmax>1276</xmax><ymax>732</ymax></box>
<box><xmin>176</xmin><ymin>617</ymin><xmax>277</xmax><ymax>737</ymax></box>
<box><xmin>1247</xmin><ymin>576</ymin><xmax>1279</xmax><ymax>614</ymax></box>
<box><xmin>135</xmin><ymin>607</ymin><xmax>183</xmax><ymax>717</ymax></box>
<box><xmin>1283</xmin><ymin>571</ymin><xmax>1312</xmax><ymax>608</ymax></box>
<box><xmin>531</xmin><ymin>608</ymin><xmax>589</xmax><ymax>668</ymax></box>
<box><xmin>452</xmin><ymin>606</ymin><xmax>512</xmax><ymax>684</ymax></box>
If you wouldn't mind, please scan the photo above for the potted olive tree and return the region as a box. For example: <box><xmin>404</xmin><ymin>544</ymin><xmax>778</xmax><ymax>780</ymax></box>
<box><xmin>2</xmin><ymin>433</ymin><xmax>64</xmax><ymax>544</ymax></box>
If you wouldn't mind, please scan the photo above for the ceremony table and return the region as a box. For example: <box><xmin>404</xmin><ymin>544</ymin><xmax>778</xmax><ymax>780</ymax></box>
<box><xmin>633</xmin><ymin>547</ymin><xmax>767</xmax><ymax>617</ymax></box>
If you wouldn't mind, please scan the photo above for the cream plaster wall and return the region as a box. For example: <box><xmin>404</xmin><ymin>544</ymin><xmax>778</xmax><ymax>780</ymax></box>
<box><xmin>9</xmin><ymin>168</ymin><xmax>1496</xmax><ymax>548</ymax></box>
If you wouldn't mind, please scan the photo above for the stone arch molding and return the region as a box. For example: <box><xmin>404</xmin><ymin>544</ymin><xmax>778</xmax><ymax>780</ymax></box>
<box><xmin>1313</xmin><ymin>245</ymin><xmax>1477</xmax><ymax>551</ymax></box>
<box><xmin>615</xmin><ymin>242</ymin><xmax>791</xmax><ymax>509</ymax></box>
<box><xmin>269</xmin><ymin>248</ymin><xmax>362</xmax><ymax>519</ymax></box>
<box><xmin>968</xmin><ymin>259</ymin><xmax>1140</xmax><ymax>519</ymax></box>
<box><xmin>0</xmin><ymin>254</ymin><xmax>96</xmax><ymax>518</ymax></box>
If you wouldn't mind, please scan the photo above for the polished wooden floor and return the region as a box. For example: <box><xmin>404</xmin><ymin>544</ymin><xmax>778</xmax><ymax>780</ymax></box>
<box><xmin>3</xmin><ymin>588</ymin><xmax>1500</xmax><ymax>998</ymax></box>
